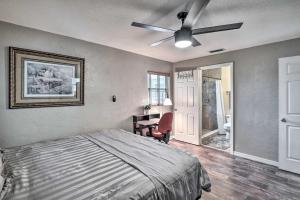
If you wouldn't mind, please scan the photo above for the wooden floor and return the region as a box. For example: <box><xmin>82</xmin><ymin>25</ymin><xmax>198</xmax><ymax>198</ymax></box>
<box><xmin>169</xmin><ymin>140</ymin><xmax>300</xmax><ymax>200</ymax></box>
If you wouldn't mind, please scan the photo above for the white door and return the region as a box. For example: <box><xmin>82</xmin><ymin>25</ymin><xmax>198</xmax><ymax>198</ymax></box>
<box><xmin>279</xmin><ymin>56</ymin><xmax>300</xmax><ymax>174</ymax></box>
<box><xmin>174</xmin><ymin>70</ymin><xmax>201</xmax><ymax>145</ymax></box>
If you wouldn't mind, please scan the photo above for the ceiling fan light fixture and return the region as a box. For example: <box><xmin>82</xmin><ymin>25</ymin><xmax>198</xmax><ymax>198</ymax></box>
<box><xmin>175</xmin><ymin>28</ymin><xmax>192</xmax><ymax>48</ymax></box>
<box><xmin>175</xmin><ymin>40</ymin><xmax>192</xmax><ymax>48</ymax></box>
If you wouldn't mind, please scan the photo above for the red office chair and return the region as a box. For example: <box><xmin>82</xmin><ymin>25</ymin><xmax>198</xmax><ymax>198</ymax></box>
<box><xmin>151</xmin><ymin>112</ymin><xmax>173</xmax><ymax>144</ymax></box>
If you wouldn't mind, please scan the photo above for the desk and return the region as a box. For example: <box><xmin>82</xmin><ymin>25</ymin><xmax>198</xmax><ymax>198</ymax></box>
<box><xmin>133</xmin><ymin>113</ymin><xmax>160</xmax><ymax>135</ymax></box>
<box><xmin>137</xmin><ymin>119</ymin><xmax>159</xmax><ymax>136</ymax></box>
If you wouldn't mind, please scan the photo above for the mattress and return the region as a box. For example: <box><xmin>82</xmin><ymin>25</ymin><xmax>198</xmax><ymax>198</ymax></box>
<box><xmin>1</xmin><ymin>129</ymin><xmax>210</xmax><ymax>200</ymax></box>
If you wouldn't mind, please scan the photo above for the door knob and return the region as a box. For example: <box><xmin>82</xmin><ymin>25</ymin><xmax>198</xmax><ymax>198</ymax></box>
<box><xmin>174</xmin><ymin>109</ymin><xmax>178</xmax><ymax>111</ymax></box>
<box><xmin>281</xmin><ymin>118</ymin><xmax>287</xmax><ymax>123</ymax></box>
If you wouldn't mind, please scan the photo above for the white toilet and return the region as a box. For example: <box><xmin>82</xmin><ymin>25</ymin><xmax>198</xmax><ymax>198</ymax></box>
<box><xmin>223</xmin><ymin>115</ymin><xmax>231</xmax><ymax>139</ymax></box>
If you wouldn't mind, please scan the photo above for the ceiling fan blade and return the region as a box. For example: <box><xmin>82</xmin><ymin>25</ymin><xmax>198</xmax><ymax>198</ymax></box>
<box><xmin>183</xmin><ymin>0</ymin><xmax>210</xmax><ymax>28</ymax></box>
<box><xmin>191</xmin><ymin>37</ymin><xmax>201</xmax><ymax>47</ymax></box>
<box><xmin>192</xmin><ymin>22</ymin><xmax>243</xmax><ymax>35</ymax></box>
<box><xmin>150</xmin><ymin>36</ymin><xmax>174</xmax><ymax>47</ymax></box>
<box><xmin>131</xmin><ymin>22</ymin><xmax>175</xmax><ymax>33</ymax></box>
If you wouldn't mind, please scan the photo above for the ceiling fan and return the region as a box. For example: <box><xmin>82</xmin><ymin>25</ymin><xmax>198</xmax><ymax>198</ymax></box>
<box><xmin>131</xmin><ymin>0</ymin><xmax>243</xmax><ymax>48</ymax></box>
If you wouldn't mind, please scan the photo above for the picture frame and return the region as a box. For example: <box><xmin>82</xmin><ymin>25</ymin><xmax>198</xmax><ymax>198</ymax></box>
<box><xmin>9</xmin><ymin>47</ymin><xmax>85</xmax><ymax>108</ymax></box>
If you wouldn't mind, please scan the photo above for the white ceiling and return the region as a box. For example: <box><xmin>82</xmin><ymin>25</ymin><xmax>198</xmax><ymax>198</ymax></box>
<box><xmin>0</xmin><ymin>0</ymin><xmax>300</xmax><ymax>62</ymax></box>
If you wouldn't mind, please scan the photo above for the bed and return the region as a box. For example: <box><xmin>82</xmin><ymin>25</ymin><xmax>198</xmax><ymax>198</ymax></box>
<box><xmin>0</xmin><ymin>129</ymin><xmax>211</xmax><ymax>200</ymax></box>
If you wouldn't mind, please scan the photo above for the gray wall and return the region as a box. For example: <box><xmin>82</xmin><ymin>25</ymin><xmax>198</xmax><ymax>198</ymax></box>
<box><xmin>0</xmin><ymin>21</ymin><xmax>172</xmax><ymax>147</ymax></box>
<box><xmin>174</xmin><ymin>38</ymin><xmax>300</xmax><ymax>161</ymax></box>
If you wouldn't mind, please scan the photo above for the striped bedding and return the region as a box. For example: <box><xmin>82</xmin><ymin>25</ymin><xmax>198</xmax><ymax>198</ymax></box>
<box><xmin>1</xmin><ymin>129</ymin><xmax>210</xmax><ymax>200</ymax></box>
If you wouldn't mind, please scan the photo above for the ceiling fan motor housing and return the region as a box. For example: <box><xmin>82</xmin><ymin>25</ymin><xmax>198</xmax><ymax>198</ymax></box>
<box><xmin>175</xmin><ymin>28</ymin><xmax>192</xmax><ymax>43</ymax></box>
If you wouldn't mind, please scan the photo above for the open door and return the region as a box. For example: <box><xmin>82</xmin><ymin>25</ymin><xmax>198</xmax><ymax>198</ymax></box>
<box><xmin>279</xmin><ymin>56</ymin><xmax>300</xmax><ymax>174</ymax></box>
<box><xmin>174</xmin><ymin>70</ymin><xmax>201</xmax><ymax>145</ymax></box>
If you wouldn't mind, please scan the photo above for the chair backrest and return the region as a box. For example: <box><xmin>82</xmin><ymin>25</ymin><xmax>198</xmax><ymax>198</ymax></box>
<box><xmin>158</xmin><ymin>112</ymin><xmax>173</xmax><ymax>133</ymax></box>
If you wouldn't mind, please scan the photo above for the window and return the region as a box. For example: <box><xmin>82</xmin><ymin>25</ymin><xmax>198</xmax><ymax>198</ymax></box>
<box><xmin>148</xmin><ymin>72</ymin><xmax>170</xmax><ymax>105</ymax></box>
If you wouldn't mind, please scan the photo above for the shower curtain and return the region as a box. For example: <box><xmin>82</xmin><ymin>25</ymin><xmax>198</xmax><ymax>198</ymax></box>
<box><xmin>216</xmin><ymin>80</ymin><xmax>225</xmax><ymax>134</ymax></box>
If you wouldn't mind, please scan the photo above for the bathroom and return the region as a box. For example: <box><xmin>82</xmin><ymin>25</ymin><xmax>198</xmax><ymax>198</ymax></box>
<box><xmin>201</xmin><ymin>65</ymin><xmax>232</xmax><ymax>152</ymax></box>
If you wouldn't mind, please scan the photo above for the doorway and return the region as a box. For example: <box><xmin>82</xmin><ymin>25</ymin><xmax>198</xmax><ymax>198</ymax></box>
<box><xmin>198</xmin><ymin>63</ymin><xmax>234</xmax><ymax>154</ymax></box>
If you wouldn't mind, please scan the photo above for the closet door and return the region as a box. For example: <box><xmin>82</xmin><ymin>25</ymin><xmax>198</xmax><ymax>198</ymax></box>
<box><xmin>279</xmin><ymin>56</ymin><xmax>300</xmax><ymax>174</ymax></box>
<box><xmin>174</xmin><ymin>70</ymin><xmax>200</xmax><ymax>145</ymax></box>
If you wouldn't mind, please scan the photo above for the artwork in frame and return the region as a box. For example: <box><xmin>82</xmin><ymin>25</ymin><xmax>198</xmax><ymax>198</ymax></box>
<box><xmin>9</xmin><ymin>47</ymin><xmax>84</xmax><ymax>108</ymax></box>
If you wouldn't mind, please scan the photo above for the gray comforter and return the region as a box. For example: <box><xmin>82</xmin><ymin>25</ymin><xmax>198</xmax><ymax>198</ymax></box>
<box><xmin>1</xmin><ymin>129</ymin><xmax>210</xmax><ymax>200</ymax></box>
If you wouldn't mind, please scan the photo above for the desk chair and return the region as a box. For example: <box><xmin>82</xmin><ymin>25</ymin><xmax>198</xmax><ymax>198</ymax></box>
<box><xmin>151</xmin><ymin>112</ymin><xmax>173</xmax><ymax>144</ymax></box>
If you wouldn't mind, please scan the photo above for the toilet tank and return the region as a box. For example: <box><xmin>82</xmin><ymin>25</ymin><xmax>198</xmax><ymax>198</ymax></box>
<box><xmin>225</xmin><ymin>115</ymin><xmax>231</xmax><ymax>123</ymax></box>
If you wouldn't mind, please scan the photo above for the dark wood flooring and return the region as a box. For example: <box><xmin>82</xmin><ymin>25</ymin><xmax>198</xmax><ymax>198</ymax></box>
<box><xmin>169</xmin><ymin>139</ymin><xmax>300</xmax><ymax>200</ymax></box>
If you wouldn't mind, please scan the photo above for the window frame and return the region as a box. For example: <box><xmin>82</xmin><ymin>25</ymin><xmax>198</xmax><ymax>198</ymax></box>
<box><xmin>147</xmin><ymin>71</ymin><xmax>170</xmax><ymax>106</ymax></box>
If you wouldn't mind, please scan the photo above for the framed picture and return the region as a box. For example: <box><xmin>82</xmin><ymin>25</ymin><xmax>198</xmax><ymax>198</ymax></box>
<box><xmin>9</xmin><ymin>47</ymin><xmax>84</xmax><ymax>108</ymax></box>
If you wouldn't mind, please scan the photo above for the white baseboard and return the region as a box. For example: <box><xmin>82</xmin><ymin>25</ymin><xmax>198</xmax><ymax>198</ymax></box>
<box><xmin>234</xmin><ymin>151</ymin><xmax>279</xmax><ymax>167</ymax></box>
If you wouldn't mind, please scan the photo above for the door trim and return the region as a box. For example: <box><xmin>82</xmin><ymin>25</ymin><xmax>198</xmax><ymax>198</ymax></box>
<box><xmin>197</xmin><ymin>62</ymin><xmax>234</xmax><ymax>155</ymax></box>
<box><xmin>197</xmin><ymin>69</ymin><xmax>202</xmax><ymax>145</ymax></box>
